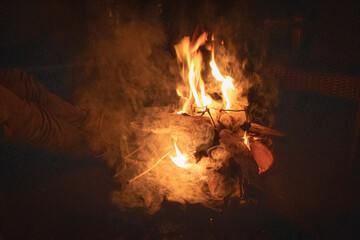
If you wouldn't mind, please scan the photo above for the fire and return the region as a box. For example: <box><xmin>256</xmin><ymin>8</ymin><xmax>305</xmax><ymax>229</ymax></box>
<box><xmin>172</xmin><ymin>32</ymin><xmax>239</xmax><ymax>168</ymax></box>
<box><xmin>174</xmin><ymin>32</ymin><xmax>235</xmax><ymax>114</ymax></box>
<box><xmin>243</xmin><ymin>131</ymin><xmax>251</xmax><ymax>150</ymax></box>
<box><xmin>209</xmin><ymin>61</ymin><xmax>234</xmax><ymax>110</ymax></box>
<box><xmin>170</xmin><ymin>143</ymin><xmax>189</xmax><ymax>168</ymax></box>
<box><xmin>175</xmin><ymin>32</ymin><xmax>212</xmax><ymax>114</ymax></box>
<box><xmin>209</xmin><ymin>48</ymin><xmax>235</xmax><ymax>110</ymax></box>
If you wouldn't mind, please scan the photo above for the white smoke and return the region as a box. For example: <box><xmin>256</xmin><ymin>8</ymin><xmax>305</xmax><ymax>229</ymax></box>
<box><xmin>73</xmin><ymin>1</ymin><xmax>278</xmax><ymax>213</ymax></box>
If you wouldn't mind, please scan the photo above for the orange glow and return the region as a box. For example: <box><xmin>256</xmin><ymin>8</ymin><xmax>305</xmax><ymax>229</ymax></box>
<box><xmin>175</xmin><ymin>33</ymin><xmax>212</xmax><ymax>114</ymax></box>
<box><xmin>170</xmin><ymin>143</ymin><xmax>189</xmax><ymax>168</ymax></box>
<box><xmin>209</xmin><ymin>34</ymin><xmax>234</xmax><ymax>110</ymax></box>
<box><xmin>174</xmin><ymin>32</ymin><xmax>236</xmax><ymax>114</ymax></box>
<box><xmin>243</xmin><ymin>131</ymin><xmax>251</xmax><ymax>150</ymax></box>
<box><xmin>209</xmin><ymin>59</ymin><xmax>234</xmax><ymax>110</ymax></box>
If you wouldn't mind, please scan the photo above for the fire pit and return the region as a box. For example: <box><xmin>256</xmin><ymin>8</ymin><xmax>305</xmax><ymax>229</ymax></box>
<box><xmin>111</xmin><ymin>30</ymin><xmax>282</xmax><ymax>212</ymax></box>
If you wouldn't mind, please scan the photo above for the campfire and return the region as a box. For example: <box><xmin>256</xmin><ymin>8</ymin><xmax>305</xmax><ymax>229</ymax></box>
<box><xmin>110</xmin><ymin>29</ymin><xmax>282</xmax><ymax>212</ymax></box>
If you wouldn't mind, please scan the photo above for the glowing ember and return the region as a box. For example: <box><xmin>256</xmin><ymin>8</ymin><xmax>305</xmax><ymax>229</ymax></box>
<box><xmin>243</xmin><ymin>131</ymin><xmax>251</xmax><ymax>150</ymax></box>
<box><xmin>170</xmin><ymin>143</ymin><xmax>189</xmax><ymax>168</ymax></box>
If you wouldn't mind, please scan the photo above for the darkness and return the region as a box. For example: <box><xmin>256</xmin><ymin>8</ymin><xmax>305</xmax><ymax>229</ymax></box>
<box><xmin>1</xmin><ymin>0</ymin><xmax>360</xmax><ymax>239</ymax></box>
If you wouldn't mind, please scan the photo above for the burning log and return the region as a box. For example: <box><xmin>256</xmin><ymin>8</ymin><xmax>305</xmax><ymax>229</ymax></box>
<box><xmin>130</xmin><ymin>109</ymin><xmax>280</xmax><ymax>178</ymax></box>
<box><xmin>233</xmin><ymin>121</ymin><xmax>284</xmax><ymax>137</ymax></box>
<box><xmin>114</xmin><ymin>30</ymin><xmax>281</xmax><ymax>212</ymax></box>
<box><xmin>120</xmin><ymin>107</ymin><xmax>280</xmax><ymax>212</ymax></box>
<box><xmin>133</xmin><ymin>112</ymin><xmax>216</xmax><ymax>153</ymax></box>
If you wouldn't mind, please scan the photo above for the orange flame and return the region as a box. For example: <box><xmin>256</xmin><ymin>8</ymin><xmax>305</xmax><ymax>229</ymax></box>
<box><xmin>209</xmin><ymin>59</ymin><xmax>234</xmax><ymax>110</ymax></box>
<box><xmin>243</xmin><ymin>131</ymin><xmax>251</xmax><ymax>150</ymax></box>
<box><xmin>175</xmin><ymin>32</ymin><xmax>236</xmax><ymax>114</ymax></box>
<box><xmin>170</xmin><ymin>143</ymin><xmax>189</xmax><ymax>168</ymax></box>
<box><xmin>210</xmin><ymin>34</ymin><xmax>235</xmax><ymax>110</ymax></box>
<box><xmin>175</xmin><ymin>33</ymin><xmax>212</xmax><ymax>114</ymax></box>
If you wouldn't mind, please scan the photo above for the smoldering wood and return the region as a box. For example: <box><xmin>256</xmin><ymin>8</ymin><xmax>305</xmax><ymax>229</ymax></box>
<box><xmin>136</xmin><ymin>110</ymin><xmax>282</xmax><ymax>136</ymax></box>
<box><xmin>130</xmin><ymin>111</ymin><xmax>280</xmax><ymax>178</ymax></box>
<box><xmin>215</xmin><ymin>110</ymin><xmax>283</xmax><ymax>137</ymax></box>
<box><xmin>133</xmin><ymin>113</ymin><xmax>216</xmax><ymax>152</ymax></box>
<box><xmin>219</xmin><ymin>129</ymin><xmax>252</xmax><ymax>157</ymax></box>
<box><xmin>233</xmin><ymin>121</ymin><xmax>284</xmax><ymax>136</ymax></box>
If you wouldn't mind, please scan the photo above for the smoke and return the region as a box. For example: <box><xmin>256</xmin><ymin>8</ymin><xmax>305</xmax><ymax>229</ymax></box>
<box><xmin>73</xmin><ymin>1</ymin><xmax>278</xmax><ymax>213</ymax></box>
<box><xmin>74</xmin><ymin>1</ymin><xmax>177</xmax><ymax>166</ymax></box>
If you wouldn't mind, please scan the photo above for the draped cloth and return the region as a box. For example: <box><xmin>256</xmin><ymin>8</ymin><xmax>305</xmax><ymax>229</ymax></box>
<box><xmin>0</xmin><ymin>69</ymin><xmax>90</xmax><ymax>158</ymax></box>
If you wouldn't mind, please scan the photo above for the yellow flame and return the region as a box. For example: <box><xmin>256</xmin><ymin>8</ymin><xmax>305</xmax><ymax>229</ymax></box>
<box><xmin>209</xmin><ymin>48</ymin><xmax>234</xmax><ymax>110</ymax></box>
<box><xmin>174</xmin><ymin>33</ymin><xmax>212</xmax><ymax>114</ymax></box>
<box><xmin>200</xmin><ymin>81</ymin><xmax>212</xmax><ymax>107</ymax></box>
<box><xmin>170</xmin><ymin>143</ymin><xmax>189</xmax><ymax>168</ymax></box>
<box><xmin>188</xmin><ymin>62</ymin><xmax>201</xmax><ymax>107</ymax></box>
<box><xmin>244</xmin><ymin>131</ymin><xmax>248</xmax><ymax>145</ymax></box>
<box><xmin>174</xmin><ymin>32</ymin><xmax>235</xmax><ymax>114</ymax></box>
<box><xmin>243</xmin><ymin>131</ymin><xmax>251</xmax><ymax>150</ymax></box>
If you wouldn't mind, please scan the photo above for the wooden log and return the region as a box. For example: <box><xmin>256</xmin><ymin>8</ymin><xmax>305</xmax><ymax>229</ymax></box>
<box><xmin>133</xmin><ymin>113</ymin><xmax>215</xmax><ymax>152</ymax></box>
<box><xmin>233</xmin><ymin>120</ymin><xmax>284</xmax><ymax>136</ymax></box>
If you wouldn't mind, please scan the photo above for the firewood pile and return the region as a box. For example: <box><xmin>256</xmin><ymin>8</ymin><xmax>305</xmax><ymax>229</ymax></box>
<box><xmin>111</xmin><ymin>31</ymin><xmax>281</xmax><ymax>212</ymax></box>
<box><xmin>123</xmin><ymin>106</ymin><xmax>282</xmax><ymax>206</ymax></box>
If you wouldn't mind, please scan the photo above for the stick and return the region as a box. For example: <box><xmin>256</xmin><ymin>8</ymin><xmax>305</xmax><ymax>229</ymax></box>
<box><xmin>206</xmin><ymin>108</ymin><xmax>218</xmax><ymax>131</ymax></box>
<box><xmin>124</xmin><ymin>145</ymin><xmax>145</xmax><ymax>160</ymax></box>
<box><xmin>196</xmin><ymin>107</ymin><xmax>218</xmax><ymax>131</ymax></box>
<box><xmin>193</xmin><ymin>106</ymin><xmax>247</xmax><ymax>112</ymax></box>
<box><xmin>120</xmin><ymin>136</ymin><xmax>130</xmax><ymax>156</ymax></box>
<box><xmin>113</xmin><ymin>145</ymin><xmax>146</xmax><ymax>178</ymax></box>
<box><xmin>127</xmin><ymin>151</ymin><xmax>171</xmax><ymax>183</ymax></box>
<box><xmin>219</xmin><ymin>109</ymin><xmax>246</xmax><ymax>112</ymax></box>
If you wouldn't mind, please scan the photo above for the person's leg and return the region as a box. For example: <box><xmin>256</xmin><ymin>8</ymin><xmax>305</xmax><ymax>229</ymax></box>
<box><xmin>0</xmin><ymin>84</ymin><xmax>90</xmax><ymax>158</ymax></box>
<box><xmin>0</xmin><ymin>69</ymin><xmax>87</xmax><ymax>127</ymax></box>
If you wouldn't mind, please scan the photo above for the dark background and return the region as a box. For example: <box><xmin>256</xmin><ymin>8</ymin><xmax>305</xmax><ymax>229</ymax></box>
<box><xmin>0</xmin><ymin>0</ymin><xmax>360</xmax><ymax>239</ymax></box>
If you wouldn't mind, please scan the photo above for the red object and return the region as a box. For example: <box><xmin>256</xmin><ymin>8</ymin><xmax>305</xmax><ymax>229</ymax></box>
<box><xmin>250</xmin><ymin>141</ymin><xmax>274</xmax><ymax>174</ymax></box>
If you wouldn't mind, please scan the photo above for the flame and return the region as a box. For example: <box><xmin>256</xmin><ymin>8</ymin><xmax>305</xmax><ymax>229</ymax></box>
<box><xmin>209</xmin><ymin>35</ymin><xmax>234</xmax><ymax>110</ymax></box>
<box><xmin>170</xmin><ymin>143</ymin><xmax>189</xmax><ymax>168</ymax></box>
<box><xmin>243</xmin><ymin>131</ymin><xmax>251</xmax><ymax>150</ymax></box>
<box><xmin>175</xmin><ymin>33</ymin><xmax>212</xmax><ymax>114</ymax></box>
<box><xmin>209</xmin><ymin>60</ymin><xmax>234</xmax><ymax>110</ymax></box>
<box><xmin>174</xmin><ymin>32</ymin><xmax>236</xmax><ymax>114</ymax></box>
<box><xmin>200</xmin><ymin>80</ymin><xmax>212</xmax><ymax>107</ymax></box>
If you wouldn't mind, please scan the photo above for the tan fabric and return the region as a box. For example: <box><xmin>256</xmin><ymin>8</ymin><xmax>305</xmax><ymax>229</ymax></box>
<box><xmin>0</xmin><ymin>69</ymin><xmax>88</xmax><ymax>125</ymax></box>
<box><xmin>0</xmin><ymin>69</ymin><xmax>90</xmax><ymax>158</ymax></box>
